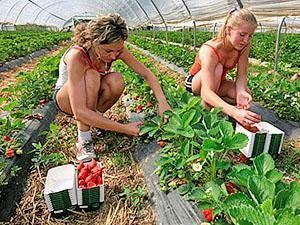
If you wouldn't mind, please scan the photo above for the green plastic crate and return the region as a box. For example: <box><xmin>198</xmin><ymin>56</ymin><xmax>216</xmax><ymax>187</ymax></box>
<box><xmin>44</xmin><ymin>164</ymin><xmax>77</xmax><ymax>213</ymax></box>
<box><xmin>76</xmin><ymin>162</ymin><xmax>104</xmax><ymax>209</ymax></box>
<box><xmin>236</xmin><ymin>122</ymin><xmax>284</xmax><ymax>158</ymax></box>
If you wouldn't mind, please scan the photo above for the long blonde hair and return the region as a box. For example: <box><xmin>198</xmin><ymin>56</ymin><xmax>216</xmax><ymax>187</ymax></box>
<box><xmin>218</xmin><ymin>8</ymin><xmax>257</xmax><ymax>45</ymax></box>
<box><xmin>73</xmin><ymin>13</ymin><xmax>128</xmax><ymax>49</ymax></box>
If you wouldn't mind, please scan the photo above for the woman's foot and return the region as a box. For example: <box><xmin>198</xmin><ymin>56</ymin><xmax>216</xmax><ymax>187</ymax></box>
<box><xmin>76</xmin><ymin>139</ymin><xmax>96</xmax><ymax>162</ymax></box>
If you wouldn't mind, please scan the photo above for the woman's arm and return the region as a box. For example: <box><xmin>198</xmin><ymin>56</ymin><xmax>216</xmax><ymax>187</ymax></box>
<box><xmin>236</xmin><ymin>45</ymin><xmax>252</xmax><ymax>109</ymax></box>
<box><xmin>119</xmin><ymin>47</ymin><xmax>171</xmax><ymax>115</ymax></box>
<box><xmin>65</xmin><ymin>50</ymin><xmax>141</xmax><ymax>136</ymax></box>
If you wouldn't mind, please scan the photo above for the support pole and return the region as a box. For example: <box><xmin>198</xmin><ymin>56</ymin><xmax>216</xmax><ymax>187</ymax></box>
<box><xmin>149</xmin><ymin>0</ymin><xmax>168</xmax><ymax>43</ymax></box>
<box><xmin>274</xmin><ymin>17</ymin><xmax>287</xmax><ymax>72</ymax></box>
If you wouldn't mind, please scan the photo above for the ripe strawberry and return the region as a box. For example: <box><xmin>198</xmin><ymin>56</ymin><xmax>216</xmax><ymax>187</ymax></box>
<box><xmin>96</xmin><ymin>176</ymin><xmax>103</xmax><ymax>186</ymax></box>
<box><xmin>5</xmin><ymin>148</ymin><xmax>15</xmax><ymax>158</ymax></box>
<box><xmin>85</xmin><ymin>174</ymin><xmax>95</xmax><ymax>184</ymax></box>
<box><xmin>78</xmin><ymin>170</ymin><xmax>88</xmax><ymax>180</ymax></box>
<box><xmin>79</xmin><ymin>184</ymin><xmax>86</xmax><ymax>189</ymax></box>
<box><xmin>2</xmin><ymin>135</ymin><xmax>11</xmax><ymax>142</ymax></box>
<box><xmin>39</xmin><ymin>99</ymin><xmax>46</xmax><ymax>105</ymax></box>
<box><xmin>87</xmin><ymin>182</ymin><xmax>96</xmax><ymax>188</ymax></box>
<box><xmin>137</xmin><ymin>105</ymin><xmax>143</xmax><ymax>112</ymax></box>
<box><xmin>157</xmin><ymin>141</ymin><xmax>166</xmax><ymax>148</ymax></box>
<box><xmin>77</xmin><ymin>162</ymin><xmax>84</xmax><ymax>171</ymax></box>
<box><xmin>239</xmin><ymin>153</ymin><xmax>248</xmax><ymax>164</ymax></box>
<box><xmin>78</xmin><ymin>179</ymin><xmax>85</xmax><ymax>186</ymax></box>
<box><xmin>87</xmin><ymin>158</ymin><xmax>97</xmax><ymax>170</ymax></box>
<box><xmin>202</xmin><ymin>208</ymin><xmax>213</xmax><ymax>222</ymax></box>
<box><xmin>243</xmin><ymin>124</ymin><xmax>259</xmax><ymax>133</ymax></box>
<box><xmin>226</xmin><ymin>182</ymin><xmax>235</xmax><ymax>194</ymax></box>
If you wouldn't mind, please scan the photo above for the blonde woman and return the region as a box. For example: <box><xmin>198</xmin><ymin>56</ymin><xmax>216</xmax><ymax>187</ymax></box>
<box><xmin>53</xmin><ymin>14</ymin><xmax>170</xmax><ymax>161</ymax></box>
<box><xmin>185</xmin><ymin>8</ymin><xmax>261</xmax><ymax>126</ymax></box>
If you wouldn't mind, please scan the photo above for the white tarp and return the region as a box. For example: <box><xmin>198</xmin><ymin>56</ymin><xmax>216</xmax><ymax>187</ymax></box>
<box><xmin>0</xmin><ymin>0</ymin><xmax>299</xmax><ymax>29</ymax></box>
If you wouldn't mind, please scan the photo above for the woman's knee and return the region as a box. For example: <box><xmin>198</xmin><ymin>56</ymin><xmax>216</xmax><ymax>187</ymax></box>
<box><xmin>103</xmin><ymin>72</ymin><xmax>125</xmax><ymax>96</ymax></box>
<box><xmin>215</xmin><ymin>63</ymin><xmax>223</xmax><ymax>81</ymax></box>
<box><xmin>85</xmin><ymin>69</ymin><xmax>101</xmax><ymax>94</ymax></box>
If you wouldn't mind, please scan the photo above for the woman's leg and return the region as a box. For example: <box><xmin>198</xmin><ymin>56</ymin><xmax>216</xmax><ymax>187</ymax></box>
<box><xmin>55</xmin><ymin>69</ymin><xmax>101</xmax><ymax>161</ymax></box>
<box><xmin>55</xmin><ymin>69</ymin><xmax>101</xmax><ymax>131</ymax></box>
<box><xmin>191</xmin><ymin>63</ymin><xmax>223</xmax><ymax>108</ymax></box>
<box><xmin>96</xmin><ymin>72</ymin><xmax>125</xmax><ymax>113</ymax></box>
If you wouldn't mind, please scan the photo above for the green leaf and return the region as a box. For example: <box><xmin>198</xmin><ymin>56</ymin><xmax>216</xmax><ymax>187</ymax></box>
<box><xmin>226</xmin><ymin>133</ymin><xmax>248</xmax><ymax>150</ymax></box>
<box><xmin>178</xmin><ymin>126</ymin><xmax>194</xmax><ymax>138</ymax></box>
<box><xmin>286</xmin><ymin>188</ymin><xmax>300</xmax><ymax>212</ymax></box>
<box><xmin>275</xmin><ymin>209</ymin><xmax>300</xmax><ymax>225</ymax></box>
<box><xmin>186</xmin><ymin>188</ymin><xmax>207</xmax><ymax>202</ymax></box>
<box><xmin>139</xmin><ymin>123</ymin><xmax>157</xmax><ymax>135</ymax></box>
<box><xmin>274</xmin><ymin>189</ymin><xmax>290</xmax><ymax>210</ymax></box>
<box><xmin>186</xmin><ymin>153</ymin><xmax>205</xmax><ymax>163</ymax></box>
<box><xmin>266</xmin><ymin>169</ymin><xmax>283</xmax><ymax>183</ymax></box>
<box><xmin>219</xmin><ymin>120</ymin><xmax>234</xmax><ymax>137</ymax></box>
<box><xmin>260</xmin><ymin>199</ymin><xmax>274</xmax><ymax>215</ymax></box>
<box><xmin>216</xmin><ymin>160</ymin><xmax>231</xmax><ymax>170</ymax></box>
<box><xmin>148</xmin><ymin>128</ymin><xmax>159</xmax><ymax>137</ymax></box>
<box><xmin>202</xmin><ymin>139</ymin><xmax>224</xmax><ymax>152</ymax></box>
<box><xmin>223</xmin><ymin>192</ymin><xmax>256</xmax><ymax>212</ymax></box>
<box><xmin>205</xmin><ymin>181</ymin><xmax>222</xmax><ymax>202</ymax></box>
<box><xmin>248</xmin><ymin>175</ymin><xmax>275</xmax><ymax>205</ymax></box>
<box><xmin>227</xmin><ymin>205</ymin><xmax>275</xmax><ymax>225</ymax></box>
<box><xmin>178</xmin><ymin>182</ymin><xmax>195</xmax><ymax>195</ymax></box>
<box><xmin>181</xmin><ymin>140</ymin><xmax>190</xmax><ymax>156</ymax></box>
<box><xmin>254</xmin><ymin>153</ymin><xmax>275</xmax><ymax>176</ymax></box>
<box><xmin>182</xmin><ymin>109</ymin><xmax>196</xmax><ymax>128</ymax></box>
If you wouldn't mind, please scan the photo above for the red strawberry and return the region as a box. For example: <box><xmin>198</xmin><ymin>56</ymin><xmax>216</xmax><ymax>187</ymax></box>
<box><xmin>202</xmin><ymin>208</ymin><xmax>213</xmax><ymax>222</ymax></box>
<box><xmin>226</xmin><ymin>182</ymin><xmax>235</xmax><ymax>194</ymax></box>
<box><xmin>157</xmin><ymin>141</ymin><xmax>166</xmax><ymax>148</ymax></box>
<box><xmin>77</xmin><ymin>162</ymin><xmax>84</xmax><ymax>171</ymax></box>
<box><xmin>2</xmin><ymin>135</ymin><xmax>11</xmax><ymax>142</ymax></box>
<box><xmin>5</xmin><ymin>148</ymin><xmax>15</xmax><ymax>158</ymax></box>
<box><xmin>87</xmin><ymin>159</ymin><xmax>97</xmax><ymax>170</ymax></box>
<box><xmin>243</xmin><ymin>124</ymin><xmax>260</xmax><ymax>133</ymax></box>
<box><xmin>96</xmin><ymin>176</ymin><xmax>103</xmax><ymax>186</ymax></box>
<box><xmin>39</xmin><ymin>99</ymin><xmax>46</xmax><ymax>105</ymax></box>
<box><xmin>78</xmin><ymin>170</ymin><xmax>88</xmax><ymax>180</ymax></box>
<box><xmin>85</xmin><ymin>174</ymin><xmax>95</xmax><ymax>184</ymax></box>
<box><xmin>137</xmin><ymin>105</ymin><xmax>143</xmax><ymax>112</ymax></box>
<box><xmin>87</xmin><ymin>182</ymin><xmax>96</xmax><ymax>188</ymax></box>
<box><xmin>239</xmin><ymin>153</ymin><xmax>248</xmax><ymax>164</ymax></box>
<box><xmin>78</xmin><ymin>179</ymin><xmax>85</xmax><ymax>186</ymax></box>
<box><xmin>79</xmin><ymin>184</ymin><xmax>86</xmax><ymax>189</ymax></box>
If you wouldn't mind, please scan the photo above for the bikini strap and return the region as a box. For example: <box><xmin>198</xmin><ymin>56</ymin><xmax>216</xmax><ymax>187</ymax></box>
<box><xmin>203</xmin><ymin>43</ymin><xmax>221</xmax><ymax>62</ymax></box>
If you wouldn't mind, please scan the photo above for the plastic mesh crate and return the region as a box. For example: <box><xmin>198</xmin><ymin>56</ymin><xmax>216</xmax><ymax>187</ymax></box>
<box><xmin>44</xmin><ymin>164</ymin><xmax>77</xmax><ymax>213</ymax></box>
<box><xmin>236</xmin><ymin>122</ymin><xmax>284</xmax><ymax>158</ymax></box>
<box><xmin>76</xmin><ymin>162</ymin><xmax>104</xmax><ymax>209</ymax></box>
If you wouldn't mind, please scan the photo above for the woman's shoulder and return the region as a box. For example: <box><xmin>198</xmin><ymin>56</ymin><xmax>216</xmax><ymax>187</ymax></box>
<box><xmin>64</xmin><ymin>45</ymin><xmax>90</xmax><ymax>68</ymax></box>
<box><xmin>202</xmin><ymin>39</ymin><xmax>223</xmax><ymax>51</ymax></box>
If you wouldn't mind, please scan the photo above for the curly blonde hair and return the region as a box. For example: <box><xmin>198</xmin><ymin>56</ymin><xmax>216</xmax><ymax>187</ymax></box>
<box><xmin>73</xmin><ymin>13</ymin><xmax>128</xmax><ymax>49</ymax></box>
<box><xmin>218</xmin><ymin>8</ymin><xmax>257</xmax><ymax>45</ymax></box>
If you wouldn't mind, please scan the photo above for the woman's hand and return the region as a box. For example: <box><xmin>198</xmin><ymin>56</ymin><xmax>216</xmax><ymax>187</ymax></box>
<box><xmin>158</xmin><ymin>100</ymin><xmax>171</xmax><ymax>116</ymax></box>
<box><xmin>236</xmin><ymin>90</ymin><xmax>252</xmax><ymax>109</ymax></box>
<box><xmin>124</xmin><ymin>121</ymin><xmax>144</xmax><ymax>136</ymax></box>
<box><xmin>233</xmin><ymin>107</ymin><xmax>261</xmax><ymax>126</ymax></box>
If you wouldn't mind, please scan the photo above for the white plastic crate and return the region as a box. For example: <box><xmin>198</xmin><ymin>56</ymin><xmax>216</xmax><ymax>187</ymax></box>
<box><xmin>44</xmin><ymin>164</ymin><xmax>77</xmax><ymax>213</ymax></box>
<box><xmin>236</xmin><ymin>122</ymin><xmax>284</xmax><ymax>158</ymax></box>
<box><xmin>76</xmin><ymin>162</ymin><xmax>105</xmax><ymax>209</ymax></box>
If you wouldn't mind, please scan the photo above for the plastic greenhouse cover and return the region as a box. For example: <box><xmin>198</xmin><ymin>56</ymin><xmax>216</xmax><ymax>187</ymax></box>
<box><xmin>0</xmin><ymin>0</ymin><xmax>299</xmax><ymax>29</ymax></box>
